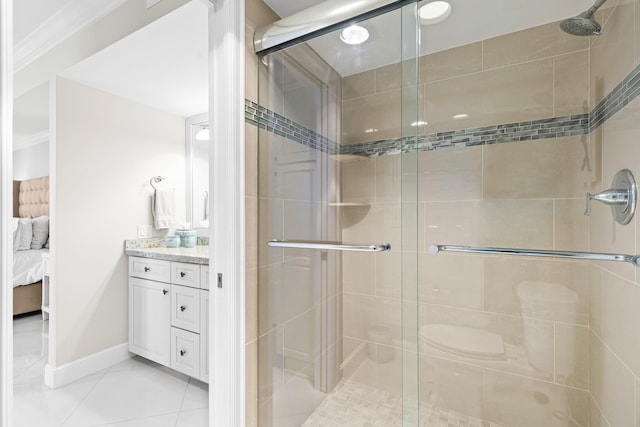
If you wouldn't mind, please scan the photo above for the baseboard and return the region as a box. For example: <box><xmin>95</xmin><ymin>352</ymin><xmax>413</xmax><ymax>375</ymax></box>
<box><xmin>44</xmin><ymin>342</ymin><xmax>131</xmax><ymax>389</ymax></box>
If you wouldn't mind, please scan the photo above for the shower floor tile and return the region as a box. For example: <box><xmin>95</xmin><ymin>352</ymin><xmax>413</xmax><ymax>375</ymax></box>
<box><xmin>302</xmin><ymin>378</ymin><xmax>502</xmax><ymax>427</ymax></box>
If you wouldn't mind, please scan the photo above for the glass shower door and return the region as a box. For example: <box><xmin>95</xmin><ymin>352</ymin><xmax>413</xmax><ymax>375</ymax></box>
<box><xmin>256</xmin><ymin>3</ymin><xmax>420</xmax><ymax>426</ymax></box>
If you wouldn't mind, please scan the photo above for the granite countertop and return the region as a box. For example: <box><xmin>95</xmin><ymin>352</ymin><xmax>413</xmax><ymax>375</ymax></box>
<box><xmin>125</xmin><ymin>238</ymin><xmax>209</xmax><ymax>265</ymax></box>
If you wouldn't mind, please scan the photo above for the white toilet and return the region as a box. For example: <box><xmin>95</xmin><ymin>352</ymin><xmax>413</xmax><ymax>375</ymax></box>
<box><xmin>517</xmin><ymin>281</ymin><xmax>579</xmax><ymax>378</ymax></box>
<box><xmin>419</xmin><ymin>324</ymin><xmax>505</xmax><ymax>416</ymax></box>
<box><xmin>419</xmin><ymin>324</ymin><xmax>506</xmax><ymax>361</ymax></box>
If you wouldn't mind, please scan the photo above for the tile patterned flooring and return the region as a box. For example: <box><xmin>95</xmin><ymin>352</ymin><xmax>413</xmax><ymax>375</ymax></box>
<box><xmin>302</xmin><ymin>378</ymin><xmax>502</xmax><ymax>427</ymax></box>
<box><xmin>13</xmin><ymin>314</ymin><xmax>208</xmax><ymax>427</ymax></box>
<box><xmin>14</xmin><ymin>313</ymin><xmax>500</xmax><ymax>427</ymax></box>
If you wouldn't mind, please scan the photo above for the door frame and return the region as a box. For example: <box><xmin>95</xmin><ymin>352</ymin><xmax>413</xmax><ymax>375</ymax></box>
<box><xmin>208</xmin><ymin>0</ymin><xmax>246</xmax><ymax>425</ymax></box>
<box><xmin>0</xmin><ymin>0</ymin><xmax>13</xmax><ymax>424</ymax></box>
<box><xmin>1</xmin><ymin>0</ymin><xmax>248</xmax><ymax>425</ymax></box>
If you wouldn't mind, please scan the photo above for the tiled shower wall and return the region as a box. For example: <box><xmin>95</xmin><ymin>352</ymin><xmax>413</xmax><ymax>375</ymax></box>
<box><xmin>340</xmin><ymin>18</ymin><xmax>594</xmax><ymax>426</ymax></box>
<box><xmin>247</xmin><ymin>0</ymin><xmax>640</xmax><ymax>425</ymax></box>
<box><xmin>588</xmin><ymin>1</ymin><xmax>640</xmax><ymax>426</ymax></box>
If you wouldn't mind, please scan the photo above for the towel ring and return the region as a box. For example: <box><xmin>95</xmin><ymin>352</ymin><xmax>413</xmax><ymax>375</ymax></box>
<box><xmin>150</xmin><ymin>176</ymin><xmax>166</xmax><ymax>191</ymax></box>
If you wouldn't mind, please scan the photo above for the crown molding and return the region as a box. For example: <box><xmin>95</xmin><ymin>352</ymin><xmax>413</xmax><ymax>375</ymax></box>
<box><xmin>13</xmin><ymin>130</ymin><xmax>49</xmax><ymax>151</ymax></box>
<box><xmin>14</xmin><ymin>0</ymin><xmax>129</xmax><ymax>72</ymax></box>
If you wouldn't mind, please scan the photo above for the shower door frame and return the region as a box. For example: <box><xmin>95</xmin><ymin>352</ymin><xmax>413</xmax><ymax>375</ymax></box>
<box><xmin>254</xmin><ymin>1</ymin><xmax>422</xmax><ymax>425</ymax></box>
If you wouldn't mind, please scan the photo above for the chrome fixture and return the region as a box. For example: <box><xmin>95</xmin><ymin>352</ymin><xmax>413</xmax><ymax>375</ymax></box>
<box><xmin>268</xmin><ymin>239</ymin><xmax>391</xmax><ymax>252</ymax></box>
<box><xmin>429</xmin><ymin>245</ymin><xmax>640</xmax><ymax>267</ymax></box>
<box><xmin>254</xmin><ymin>0</ymin><xmax>413</xmax><ymax>55</ymax></box>
<box><xmin>149</xmin><ymin>175</ymin><xmax>166</xmax><ymax>190</ymax></box>
<box><xmin>560</xmin><ymin>0</ymin><xmax>608</xmax><ymax>36</ymax></box>
<box><xmin>585</xmin><ymin>168</ymin><xmax>637</xmax><ymax>225</ymax></box>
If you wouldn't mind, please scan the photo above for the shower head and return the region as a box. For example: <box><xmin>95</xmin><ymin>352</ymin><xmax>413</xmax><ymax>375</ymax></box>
<box><xmin>560</xmin><ymin>0</ymin><xmax>608</xmax><ymax>36</ymax></box>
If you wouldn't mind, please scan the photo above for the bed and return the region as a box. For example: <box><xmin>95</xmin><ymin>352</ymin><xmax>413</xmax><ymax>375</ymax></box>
<box><xmin>12</xmin><ymin>176</ymin><xmax>49</xmax><ymax>316</ymax></box>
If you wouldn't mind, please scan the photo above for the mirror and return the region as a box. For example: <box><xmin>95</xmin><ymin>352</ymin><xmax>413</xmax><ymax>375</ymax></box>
<box><xmin>186</xmin><ymin>113</ymin><xmax>210</xmax><ymax>230</ymax></box>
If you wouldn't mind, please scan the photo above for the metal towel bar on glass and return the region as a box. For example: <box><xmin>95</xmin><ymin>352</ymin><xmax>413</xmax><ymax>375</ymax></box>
<box><xmin>268</xmin><ymin>239</ymin><xmax>391</xmax><ymax>252</ymax></box>
<box><xmin>429</xmin><ymin>245</ymin><xmax>640</xmax><ymax>267</ymax></box>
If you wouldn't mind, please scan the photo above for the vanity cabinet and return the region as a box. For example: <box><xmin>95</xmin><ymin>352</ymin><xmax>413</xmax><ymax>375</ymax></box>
<box><xmin>128</xmin><ymin>256</ymin><xmax>209</xmax><ymax>383</ymax></box>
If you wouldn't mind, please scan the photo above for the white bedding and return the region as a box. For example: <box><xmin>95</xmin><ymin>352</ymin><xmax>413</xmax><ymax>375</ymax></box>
<box><xmin>13</xmin><ymin>249</ymin><xmax>48</xmax><ymax>288</ymax></box>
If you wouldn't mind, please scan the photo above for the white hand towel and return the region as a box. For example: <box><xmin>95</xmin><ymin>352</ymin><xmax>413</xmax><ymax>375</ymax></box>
<box><xmin>152</xmin><ymin>189</ymin><xmax>175</xmax><ymax>230</ymax></box>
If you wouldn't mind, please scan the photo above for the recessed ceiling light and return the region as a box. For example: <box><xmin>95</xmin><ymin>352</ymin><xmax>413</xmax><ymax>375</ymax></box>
<box><xmin>411</xmin><ymin>120</ymin><xmax>428</xmax><ymax>127</ymax></box>
<box><xmin>365</xmin><ymin>128</ymin><xmax>379</xmax><ymax>133</ymax></box>
<box><xmin>453</xmin><ymin>113</ymin><xmax>469</xmax><ymax>120</ymax></box>
<box><xmin>340</xmin><ymin>25</ymin><xmax>369</xmax><ymax>45</ymax></box>
<box><xmin>418</xmin><ymin>1</ymin><xmax>452</xmax><ymax>25</ymax></box>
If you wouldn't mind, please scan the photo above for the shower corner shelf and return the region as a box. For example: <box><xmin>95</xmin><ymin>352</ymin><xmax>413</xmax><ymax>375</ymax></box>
<box><xmin>329</xmin><ymin>154</ymin><xmax>367</xmax><ymax>162</ymax></box>
<box><xmin>328</xmin><ymin>202</ymin><xmax>370</xmax><ymax>207</ymax></box>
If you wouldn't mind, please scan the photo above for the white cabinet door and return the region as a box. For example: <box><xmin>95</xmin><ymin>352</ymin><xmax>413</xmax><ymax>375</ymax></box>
<box><xmin>171</xmin><ymin>285</ymin><xmax>200</xmax><ymax>333</ymax></box>
<box><xmin>129</xmin><ymin>277</ymin><xmax>171</xmax><ymax>366</ymax></box>
<box><xmin>200</xmin><ymin>290</ymin><xmax>209</xmax><ymax>383</ymax></box>
<box><xmin>171</xmin><ymin>327</ymin><xmax>200</xmax><ymax>378</ymax></box>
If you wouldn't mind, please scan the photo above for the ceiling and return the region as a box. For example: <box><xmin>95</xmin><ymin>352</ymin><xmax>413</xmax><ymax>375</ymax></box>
<box><xmin>264</xmin><ymin>0</ymin><xmax>599</xmax><ymax>76</ymax></box>
<box><xmin>60</xmin><ymin>1</ymin><xmax>209</xmax><ymax>119</ymax></box>
<box><xmin>13</xmin><ymin>0</ymin><xmax>72</xmax><ymax>44</ymax></box>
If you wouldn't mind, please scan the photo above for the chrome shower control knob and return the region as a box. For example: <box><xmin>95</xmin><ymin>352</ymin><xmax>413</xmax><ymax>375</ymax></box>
<box><xmin>584</xmin><ymin>169</ymin><xmax>637</xmax><ymax>225</ymax></box>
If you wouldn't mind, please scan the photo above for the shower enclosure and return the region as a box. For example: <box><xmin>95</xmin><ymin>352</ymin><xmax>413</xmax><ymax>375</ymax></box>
<box><xmin>254</xmin><ymin>0</ymin><xmax>631</xmax><ymax>425</ymax></box>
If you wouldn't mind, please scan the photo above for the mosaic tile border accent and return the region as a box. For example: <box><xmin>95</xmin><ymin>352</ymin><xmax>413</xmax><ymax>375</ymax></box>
<box><xmin>340</xmin><ymin>114</ymin><xmax>589</xmax><ymax>157</ymax></box>
<box><xmin>245</xmin><ymin>61</ymin><xmax>640</xmax><ymax>157</ymax></box>
<box><xmin>590</xmin><ymin>62</ymin><xmax>640</xmax><ymax>131</ymax></box>
<box><xmin>244</xmin><ymin>99</ymin><xmax>339</xmax><ymax>154</ymax></box>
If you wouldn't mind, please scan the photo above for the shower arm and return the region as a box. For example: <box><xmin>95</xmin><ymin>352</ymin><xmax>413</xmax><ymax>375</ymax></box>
<box><xmin>586</xmin><ymin>0</ymin><xmax>608</xmax><ymax>16</ymax></box>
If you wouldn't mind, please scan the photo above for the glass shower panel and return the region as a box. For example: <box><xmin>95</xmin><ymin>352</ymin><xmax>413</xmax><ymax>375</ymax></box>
<box><xmin>418</xmin><ymin>4</ymin><xmax>591</xmax><ymax>426</ymax></box>
<box><xmin>257</xmin><ymin>3</ymin><xmax>420</xmax><ymax>426</ymax></box>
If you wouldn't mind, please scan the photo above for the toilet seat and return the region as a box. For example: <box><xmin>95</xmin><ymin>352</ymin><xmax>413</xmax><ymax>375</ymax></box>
<box><xmin>420</xmin><ymin>324</ymin><xmax>506</xmax><ymax>361</ymax></box>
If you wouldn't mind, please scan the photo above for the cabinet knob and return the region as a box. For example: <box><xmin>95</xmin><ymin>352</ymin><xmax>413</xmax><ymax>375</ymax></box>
<box><xmin>180</xmin><ymin>271</ymin><xmax>186</xmax><ymax>278</ymax></box>
<box><xmin>180</xmin><ymin>305</ymin><xmax>187</xmax><ymax>312</ymax></box>
<box><xmin>163</xmin><ymin>289</ymin><xmax>168</xmax><ymax>295</ymax></box>
<box><xmin>180</xmin><ymin>349</ymin><xmax>186</xmax><ymax>356</ymax></box>
<box><xmin>144</xmin><ymin>267</ymin><xmax>150</xmax><ymax>272</ymax></box>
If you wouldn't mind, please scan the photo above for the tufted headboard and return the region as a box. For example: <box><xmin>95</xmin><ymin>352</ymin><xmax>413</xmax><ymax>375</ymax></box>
<box><xmin>13</xmin><ymin>176</ymin><xmax>49</xmax><ymax>218</ymax></box>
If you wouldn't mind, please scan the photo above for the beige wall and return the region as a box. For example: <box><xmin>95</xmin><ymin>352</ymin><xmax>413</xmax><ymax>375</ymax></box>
<box><xmin>588</xmin><ymin>1</ymin><xmax>640</xmax><ymax>426</ymax></box>
<box><xmin>53</xmin><ymin>77</ymin><xmax>185</xmax><ymax>366</ymax></box>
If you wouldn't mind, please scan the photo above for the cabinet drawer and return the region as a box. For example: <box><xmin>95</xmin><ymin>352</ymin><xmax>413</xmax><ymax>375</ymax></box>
<box><xmin>200</xmin><ymin>266</ymin><xmax>210</xmax><ymax>290</ymax></box>
<box><xmin>171</xmin><ymin>285</ymin><xmax>200</xmax><ymax>333</ymax></box>
<box><xmin>171</xmin><ymin>327</ymin><xmax>200</xmax><ymax>378</ymax></box>
<box><xmin>171</xmin><ymin>262</ymin><xmax>201</xmax><ymax>288</ymax></box>
<box><xmin>129</xmin><ymin>257</ymin><xmax>171</xmax><ymax>283</ymax></box>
